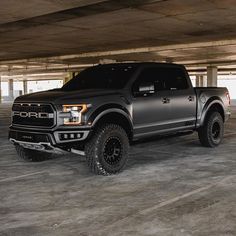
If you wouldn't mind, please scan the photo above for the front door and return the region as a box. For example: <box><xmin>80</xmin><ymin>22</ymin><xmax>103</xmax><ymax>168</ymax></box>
<box><xmin>132</xmin><ymin>66</ymin><xmax>172</xmax><ymax>137</ymax></box>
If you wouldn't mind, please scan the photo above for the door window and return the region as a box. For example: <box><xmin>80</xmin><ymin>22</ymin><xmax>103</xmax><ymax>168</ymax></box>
<box><xmin>133</xmin><ymin>67</ymin><xmax>166</xmax><ymax>97</ymax></box>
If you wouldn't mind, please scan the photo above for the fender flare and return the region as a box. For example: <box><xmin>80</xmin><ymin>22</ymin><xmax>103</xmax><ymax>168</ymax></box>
<box><xmin>88</xmin><ymin>104</ymin><xmax>133</xmax><ymax>129</ymax></box>
<box><xmin>200</xmin><ymin>96</ymin><xmax>225</xmax><ymax>126</ymax></box>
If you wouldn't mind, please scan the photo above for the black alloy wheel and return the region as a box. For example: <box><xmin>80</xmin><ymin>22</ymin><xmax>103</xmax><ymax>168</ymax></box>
<box><xmin>103</xmin><ymin>137</ymin><xmax>122</xmax><ymax>166</ymax></box>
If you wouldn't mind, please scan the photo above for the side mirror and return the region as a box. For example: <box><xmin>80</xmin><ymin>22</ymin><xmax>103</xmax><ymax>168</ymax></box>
<box><xmin>138</xmin><ymin>82</ymin><xmax>155</xmax><ymax>96</ymax></box>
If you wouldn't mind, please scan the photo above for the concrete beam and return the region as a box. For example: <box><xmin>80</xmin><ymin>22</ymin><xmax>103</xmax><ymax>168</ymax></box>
<box><xmin>1</xmin><ymin>39</ymin><xmax>236</xmax><ymax>65</ymax></box>
<box><xmin>99</xmin><ymin>59</ymin><xmax>116</xmax><ymax>64</ymax></box>
<box><xmin>207</xmin><ymin>66</ymin><xmax>218</xmax><ymax>87</ymax></box>
<box><xmin>0</xmin><ymin>64</ymin><xmax>93</xmax><ymax>76</ymax></box>
<box><xmin>165</xmin><ymin>58</ymin><xmax>173</xmax><ymax>63</ymax></box>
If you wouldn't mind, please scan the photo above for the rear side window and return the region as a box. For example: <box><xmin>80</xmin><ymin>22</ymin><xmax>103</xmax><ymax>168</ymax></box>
<box><xmin>165</xmin><ymin>67</ymin><xmax>189</xmax><ymax>90</ymax></box>
<box><xmin>132</xmin><ymin>66</ymin><xmax>189</xmax><ymax>96</ymax></box>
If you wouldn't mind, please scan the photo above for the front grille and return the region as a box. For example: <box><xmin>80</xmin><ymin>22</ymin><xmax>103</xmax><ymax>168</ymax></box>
<box><xmin>12</xmin><ymin>103</ymin><xmax>55</xmax><ymax>128</ymax></box>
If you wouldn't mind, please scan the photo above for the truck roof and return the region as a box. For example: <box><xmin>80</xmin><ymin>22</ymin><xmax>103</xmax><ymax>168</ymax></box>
<box><xmin>96</xmin><ymin>62</ymin><xmax>184</xmax><ymax>68</ymax></box>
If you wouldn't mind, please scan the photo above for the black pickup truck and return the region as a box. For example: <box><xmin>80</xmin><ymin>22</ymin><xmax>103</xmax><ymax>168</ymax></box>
<box><xmin>9</xmin><ymin>63</ymin><xmax>231</xmax><ymax>175</ymax></box>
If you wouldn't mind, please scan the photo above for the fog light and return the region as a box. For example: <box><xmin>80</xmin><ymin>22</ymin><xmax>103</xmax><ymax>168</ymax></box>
<box><xmin>59</xmin><ymin>132</ymin><xmax>83</xmax><ymax>141</ymax></box>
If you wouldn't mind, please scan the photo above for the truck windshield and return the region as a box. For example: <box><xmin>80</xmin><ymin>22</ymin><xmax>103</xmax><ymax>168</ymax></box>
<box><xmin>61</xmin><ymin>65</ymin><xmax>137</xmax><ymax>91</ymax></box>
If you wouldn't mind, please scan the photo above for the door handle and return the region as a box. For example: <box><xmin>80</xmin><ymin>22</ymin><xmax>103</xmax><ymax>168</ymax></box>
<box><xmin>188</xmin><ymin>96</ymin><xmax>194</xmax><ymax>102</ymax></box>
<box><xmin>162</xmin><ymin>98</ymin><xmax>170</xmax><ymax>104</ymax></box>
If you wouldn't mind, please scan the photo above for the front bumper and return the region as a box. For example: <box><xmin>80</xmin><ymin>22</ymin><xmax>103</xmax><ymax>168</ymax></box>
<box><xmin>9</xmin><ymin>127</ymin><xmax>91</xmax><ymax>153</ymax></box>
<box><xmin>10</xmin><ymin>138</ymin><xmax>68</xmax><ymax>155</ymax></box>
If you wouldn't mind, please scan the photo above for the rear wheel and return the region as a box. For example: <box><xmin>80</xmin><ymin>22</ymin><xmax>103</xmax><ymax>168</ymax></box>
<box><xmin>15</xmin><ymin>145</ymin><xmax>52</xmax><ymax>162</ymax></box>
<box><xmin>198</xmin><ymin>111</ymin><xmax>224</xmax><ymax>147</ymax></box>
<box><xmin>85</xmin><ymin>124</ymin><xmax>129</xmax><ymax>175</ymax></box>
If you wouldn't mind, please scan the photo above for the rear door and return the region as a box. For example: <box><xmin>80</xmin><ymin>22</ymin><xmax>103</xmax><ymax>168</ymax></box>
<box><xmin>165</xmin><ymin>66</ymin><xmax>197</xmax><ymax>129</ymax></box>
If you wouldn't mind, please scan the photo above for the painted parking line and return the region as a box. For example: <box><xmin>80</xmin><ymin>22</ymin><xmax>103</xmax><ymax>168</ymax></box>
<box><xmin>101</xmin><ymin>175</ymin><xmax>236</xmax><ymax>232</ymax></box>
<box><xmin>0</xmin><ymin>171</ymin><xmax>46</xmax><ymax>183</ymax></box>
<box><xmin>224</xmin><ymin>132</ymin><xmax>236</xmax><ymax>137</ymax></box>
<box><xmin>139</xmin><ymin>175</ymin><xmax>235</xmax><ymax>215</ymax></box>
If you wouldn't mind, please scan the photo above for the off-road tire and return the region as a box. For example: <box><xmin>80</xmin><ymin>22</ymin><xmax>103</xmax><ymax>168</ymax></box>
<box><xmin>15</xmin><ymin>145</ymin><xmax>52</xmax><ymax>162</ymax></box>
<box><xmin>198</xmin><ymin>111</ymin><xmax>224</xmax><ymax>147</ymax></box>
<box><xmin>85</xmin><ymin>124</ymin><xmax>129</xmax><ymax>175</ymax></box>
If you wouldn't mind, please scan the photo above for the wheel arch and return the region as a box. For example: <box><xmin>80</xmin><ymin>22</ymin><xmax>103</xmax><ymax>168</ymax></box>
<box><xmin>200</xmin><ymin>97</ymin><xmax>225</xmax><ymax>126</ymax></box>
<box><xmin>89</xmin><ymin>107</ymin><xmax>133</xmax><ymax>140</ymax></box>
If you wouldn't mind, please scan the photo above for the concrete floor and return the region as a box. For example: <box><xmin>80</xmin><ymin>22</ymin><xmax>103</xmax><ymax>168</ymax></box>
<box><xmin>0</xmin><ymin>103</ymin><xmax>236</xmax><ymax>236</ymax></box>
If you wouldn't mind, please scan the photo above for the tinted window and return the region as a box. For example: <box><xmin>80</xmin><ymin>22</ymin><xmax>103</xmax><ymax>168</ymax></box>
<box><xmin>133</xmin><ymin>67</ymin><xmax>166</xmax><ymax>96</ymax></box>
<box><xmin>61</xmin><ymin>65</ymin><xmax>137</xmax><ymax>91</ymax></box>
<box><xmin>165</xmin><ymin>67</ymin><xmax>189</xmax><ymax>90</ymax></box>
<box><xmin>133</xmin><ymin>66</ymin><xmax>189</xmax><ymax>95</ymax></box>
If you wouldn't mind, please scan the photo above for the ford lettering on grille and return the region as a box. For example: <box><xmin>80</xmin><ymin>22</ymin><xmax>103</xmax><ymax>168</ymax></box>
<box><xmin>12</xmin><ymin>111</ymin><xmax>54</xmax><ymax>119</ymax></box>
<box><xmin>12</xmin><ymin>103</ymin><xmax>55</xmax><ymax>128</ymax></box>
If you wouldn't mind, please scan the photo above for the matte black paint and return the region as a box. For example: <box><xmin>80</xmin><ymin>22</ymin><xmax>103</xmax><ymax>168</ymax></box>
<box><xmin>9</xmin><ymin>63</ymin><xmax>230</xmax><ymax>150</ymax></box>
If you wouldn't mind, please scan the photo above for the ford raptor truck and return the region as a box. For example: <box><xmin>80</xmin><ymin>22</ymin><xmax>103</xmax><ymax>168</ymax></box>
<box><xmin>9</xmin><ymin>63</ymin><xmax>231</xmax><ymax>175</ymax></box>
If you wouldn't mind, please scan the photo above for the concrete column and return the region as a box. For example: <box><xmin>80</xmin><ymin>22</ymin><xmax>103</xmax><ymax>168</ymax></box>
<box><xmin>207</xmin><ymin>66</ymin><xmax>218</xmax><ymax>87</ymax></box>
<box><xmin>200</xmin><ymin>75</ymin><xmax>204</xmax><ymax>87</ymax></box>
<box><xmin>8</xmin><ymin>79</ymin><xmax>14</xmax><ymax>100</ymax></box>
<box><xmin>0</xmin><ymin>76</ymin><xmax>2</xmax><ymax>104</ymax></box>
<box><xmin>63</xmin><ymin>72</ymin><xmax>81</xmax><ymax>85</ymax></box>
<box><xmin>195</xmin><ymin>75</ymin><xmax>204</xmax><ymax>87</ymax></box>
<box><xmin>23</xmin><ymin>80</ymin><xmax>28</xmax><ymax>94</ymax></box>
<box><xmin>63</xmin><ymin>77</ymin><xmax>70</xmax><ymax>85</ymax></box>
<box><xmin>195</xmin><ymin>75</ymin><xmax>200</xmax><ymax>87</ymax></box>
<box><xmin>63</xmin><ymin>72</ymin><xmax>74</xmax><ymax>85</ymax></box>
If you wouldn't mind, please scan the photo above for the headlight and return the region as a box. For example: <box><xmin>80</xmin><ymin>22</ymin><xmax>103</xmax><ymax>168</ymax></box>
<box><xmin>62</xmin><ymin>104</ymin><xmax>88</xmax><ymax>125</ymax></box>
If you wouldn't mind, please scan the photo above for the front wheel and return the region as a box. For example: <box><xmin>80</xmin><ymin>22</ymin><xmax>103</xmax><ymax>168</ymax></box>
<box><xmin>198</xmin><ymin>111</ymin><xmax>224</xmax><ymax>147</ymax></box>
<box><xmin>85</xmin><ymin>124</ymin><xmax>129</xmax><ymax>175</ymax></box>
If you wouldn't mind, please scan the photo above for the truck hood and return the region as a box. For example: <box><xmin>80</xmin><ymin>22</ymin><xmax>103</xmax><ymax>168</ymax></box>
<box><xmin>14</xmin><ymin>89</ymin><xmax>121</xmax><ymax>104</ymax></box>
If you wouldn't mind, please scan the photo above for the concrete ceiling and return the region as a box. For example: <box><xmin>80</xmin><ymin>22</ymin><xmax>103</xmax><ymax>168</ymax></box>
<box><xmin>1</xmin><ymin>0</ymin><xmax>236</xmax><ymax>77</ymax></box>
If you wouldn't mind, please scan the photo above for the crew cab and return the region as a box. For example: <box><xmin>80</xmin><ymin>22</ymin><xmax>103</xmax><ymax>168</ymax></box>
<box><xmin>9</xmin><ymin>63</ymin><xmax>231</xmax><ymax>175</ymax></box>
